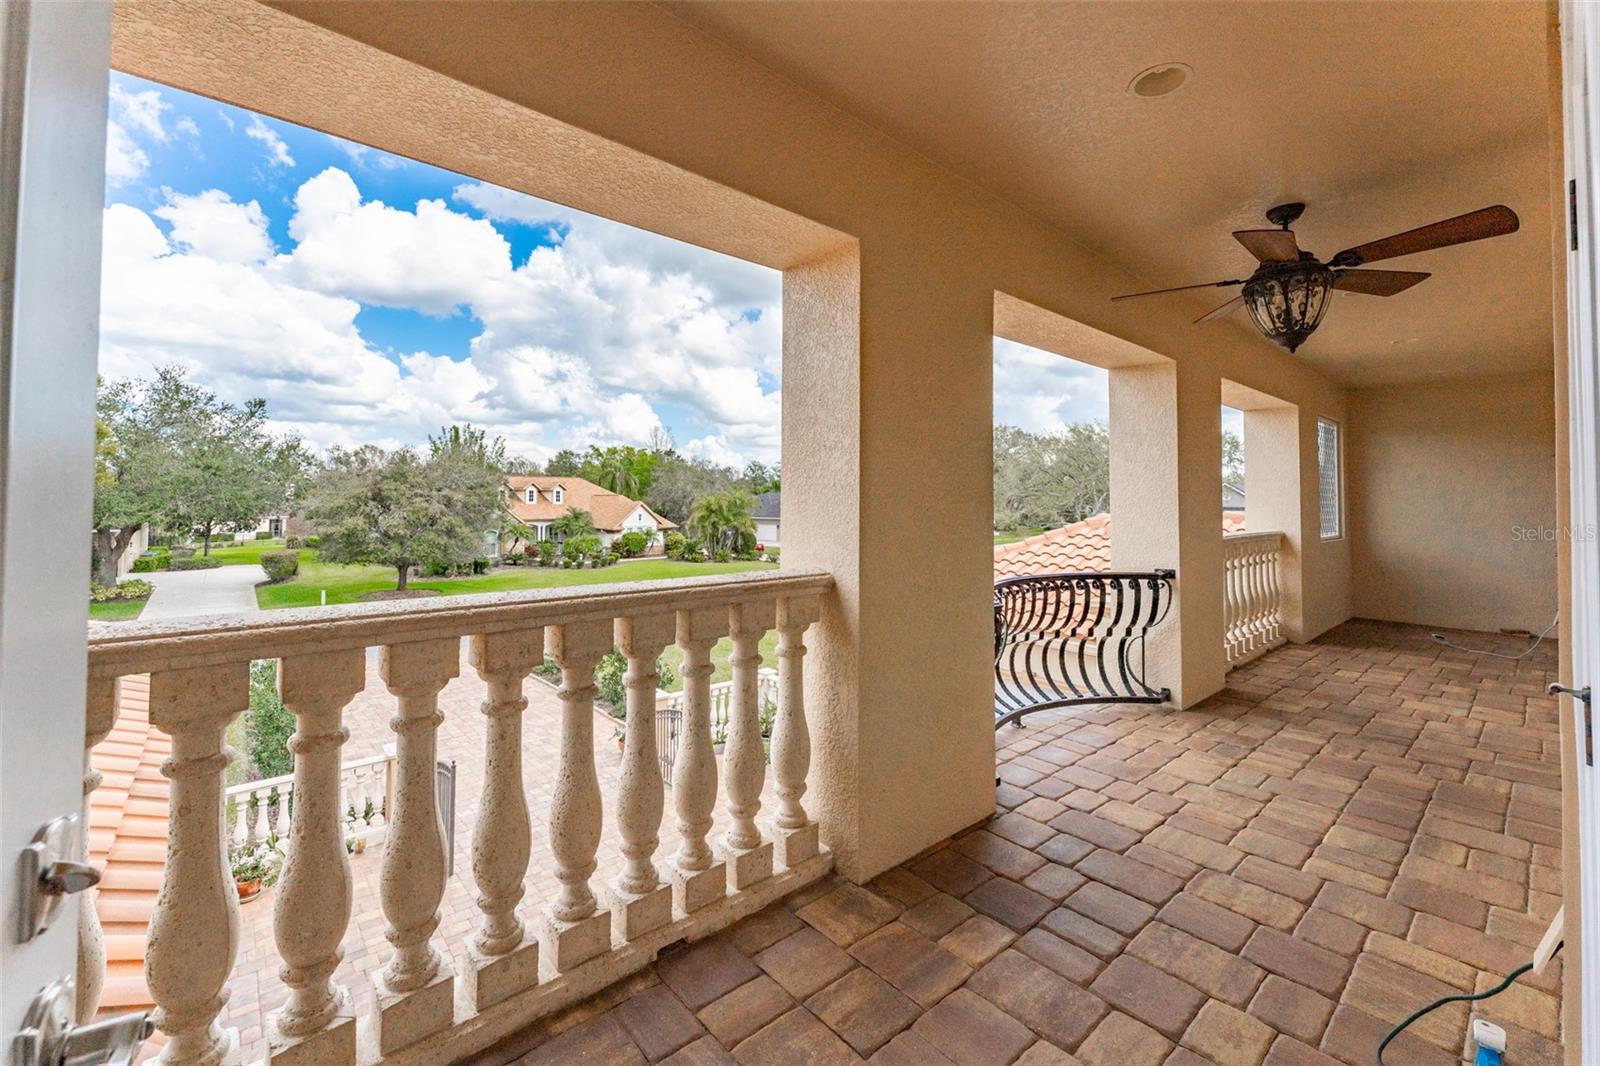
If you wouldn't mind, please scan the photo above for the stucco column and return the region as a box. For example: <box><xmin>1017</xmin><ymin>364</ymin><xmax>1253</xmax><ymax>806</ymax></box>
<box><xmin>1242</xmin><ymin>404</ymin><xmax>1306</xmax><ymax>642</ymax></box>
<box><xmin>782</xmin><ymin>244</ymin><xmax>995</xmax><ymax>881</ymax></box>
<box><xmin>1109</xmin><ymin>359</ymin><xmax>1227</xmax><ymax>708</ymax></box>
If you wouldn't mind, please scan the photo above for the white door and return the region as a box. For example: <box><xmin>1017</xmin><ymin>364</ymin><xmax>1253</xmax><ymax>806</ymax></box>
<box><xmin>1564</xmin><ymin>2</ymin><xmax>1600</xmax><ymax>1056</ymax></box>
<box><xmin>0</xmin><ymin>0</ymin><xmax>110</xmax><ymax>1036</ymax></box>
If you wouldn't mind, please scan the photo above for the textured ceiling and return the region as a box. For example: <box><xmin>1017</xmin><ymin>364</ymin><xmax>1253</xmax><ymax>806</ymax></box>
<box><xmin>672</xmin><ymin>1</ymin><xmax>1557</xmax><ymax>386</ymax></box>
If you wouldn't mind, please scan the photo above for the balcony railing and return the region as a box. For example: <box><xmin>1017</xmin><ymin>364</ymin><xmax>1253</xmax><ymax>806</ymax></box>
<box><xmin>83</xmin><ymin>569</ymin><xmax>832</xmax><ymax>1065</ymax></box>
<box><xmin>225</xmin><ymin>751</ymin><xmax>396</xmax><ymax>850</ymax></box>
<box><xmin>1223</xmin><ymin>530</ymin><xmax>1286</xmax><ymax>667</ymax></box>
<box><xmin>655</xmin><ymin>668</ymin><xmax>779</xmax><ymax>779</ymax></box>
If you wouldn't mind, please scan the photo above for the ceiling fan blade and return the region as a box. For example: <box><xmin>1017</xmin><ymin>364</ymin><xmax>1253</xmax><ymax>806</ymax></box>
<box><xmin>1332</xmin><ymin>205</ymin><xmax>1519</xmax><ymax>266</ymax></box>
<box><xmin>1195</xmin><ymin>294</ymin><xmax>1245</xmax><ymax>323</ymax></box>
<box><xmin>1332</xmin><ymin>269</ymin><xmax>1431</xmax><ymax>296</ymax></box>
<box><xmin>1233</xmin><ymin>229</ymin><xmax>1300</xmax><ymax>262</ymax></box>
<box><xmin>1112</xmin><ymin>278</ymin><xmax>1244</xmax><ymax>301</ymax></box>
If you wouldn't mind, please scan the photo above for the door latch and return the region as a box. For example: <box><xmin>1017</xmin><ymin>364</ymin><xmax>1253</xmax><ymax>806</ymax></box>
<box><xmin>12</xmin><ymin>977</ymin><xmax>152</xmax><ymax>1066</ymax></box>
<box><xmin>18</xmin><ymin>815</ymin><xmax>101</xmax><ymax>943</ymax></box>
<box><xmin>1549</xmin><ymin>683</ymin><xmax>1593</xmax><ymax>766</ymax></box>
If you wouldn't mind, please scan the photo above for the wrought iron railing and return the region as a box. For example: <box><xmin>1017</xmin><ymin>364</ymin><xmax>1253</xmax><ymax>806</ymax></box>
<box><xmin>993</xmin><ymin>569</ymin><xmax>1177</xmax><ymax>729</ymax></box>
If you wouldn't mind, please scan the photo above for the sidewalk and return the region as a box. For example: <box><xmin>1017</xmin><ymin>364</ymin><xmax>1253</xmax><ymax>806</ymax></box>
<box><xmin>142</xmin><ymin>564</ymin><xmax>263</xmax><ymax>620</ymax></box>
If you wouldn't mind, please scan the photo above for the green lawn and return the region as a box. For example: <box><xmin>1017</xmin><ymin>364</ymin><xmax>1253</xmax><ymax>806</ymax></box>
<box><xmin>202</xmin><ymin>538</ymin><xmax>316</xmax><ymax>567</ymax></box>
<box><xmin>993</xmin><ymin>527</ymin><xmax>1046</xmax><ymax>545</ymax></box>
<box><xmin>659</xmin><ymin>631</ymin><xmax>780</xmax><ymax>692</ymax></box>
<box><xmin>89</xmin><ymin>598</ymin><xmax>147</xmax><ymax>622</ymax></box>
<box><xmin>258</xmin><ymin>558</ymin><xmax>778</xmax><ymax>610</ymax></box>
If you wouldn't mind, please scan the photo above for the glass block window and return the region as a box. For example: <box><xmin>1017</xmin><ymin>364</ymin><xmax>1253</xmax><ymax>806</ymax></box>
<box><xmin>1317</xmin><ymin>417</ymin><xmax>1342</xmax><ymax>540</ymax></box>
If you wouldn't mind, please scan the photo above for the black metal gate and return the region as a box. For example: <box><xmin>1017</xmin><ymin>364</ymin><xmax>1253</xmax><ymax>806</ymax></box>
<box><xmin>654</xmin><ymin>705</ymin><xmax>681</xmax><ymax>782</ymax></box>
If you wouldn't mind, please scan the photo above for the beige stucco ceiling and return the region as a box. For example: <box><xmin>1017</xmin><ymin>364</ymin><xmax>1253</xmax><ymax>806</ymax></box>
<box><xmin>671</xmin><ymin>1</ymin><xmax>1556</xmax><ymax>387</ymax></box>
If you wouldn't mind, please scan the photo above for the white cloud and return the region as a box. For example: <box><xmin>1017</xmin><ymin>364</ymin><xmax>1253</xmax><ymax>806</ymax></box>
<box><xmin>175</xmin><ymin>116</ymin><xmax>200</xmax><ymax>137</ymax></box>
<box><xmin>98</xmin><ymin>168</ymin><xmax>785</xmax><ymax>465</ymax></box>
<box><xmin>992</xmin><ymin>338</ymin><xmax>1109</xmax><ymax>434</ymax></box>
<box><xmin>154</xmin><ymin>189</ymin><xmax>273</xmax><ymax>264</ymax></box>
<box><xmin>246</xmin><ymin>116</ymin><xmax>295</xmax><ymax>167</ymax></box>
<box><xmin>110</xmin><ymin>84</ymin><xmax>172</xmax><ymax>143</ymax></box>
<box><xmin>105</xmin><ymin>123</ymin><xmax>149</xmax><ymax>185</ymax></box>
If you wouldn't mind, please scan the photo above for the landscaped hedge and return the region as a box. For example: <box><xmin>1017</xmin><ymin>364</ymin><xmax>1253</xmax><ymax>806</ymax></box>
<box><xmin>169</xmin><ymin>555</ymin><xmax>222</xmax><ymax>570</ymax></box>
<box><xmin>259</xmin><ymin>550</ymin><xmax>299</xmax><ymax>583</ymax></box>
<box><xmin>90</xmin><ymin>578</ymin><xmax>153</xmax><ymax>603</ymax></box>
<box><xmin>130</xmin><ymin>548</ymin><xmax>171</xmax><ymax>573</ymax></box>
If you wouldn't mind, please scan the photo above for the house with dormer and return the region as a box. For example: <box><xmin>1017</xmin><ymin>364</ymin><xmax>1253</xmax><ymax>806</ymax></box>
<box><xmin>497</xmin><ymin>474</ymin><xmax>676</xmax><ymax>556</ymax></box>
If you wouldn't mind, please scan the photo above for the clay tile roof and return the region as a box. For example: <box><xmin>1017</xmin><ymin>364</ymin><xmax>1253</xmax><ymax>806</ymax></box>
<box><xmin>503</xmin><ymin>475</ymin><xmax>677</xmax><ymax>531</ymax></box>
<box><xmin>994</xmin><ymin>511</ymin><xmax>1246</xmax><ymax>580</ymax></box>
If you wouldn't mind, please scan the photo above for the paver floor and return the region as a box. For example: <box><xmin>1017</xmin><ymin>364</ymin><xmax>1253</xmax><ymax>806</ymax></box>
<box><xmin>141</xmin><ymin>564</ymin><xmax>264</xmax><ymax>619</ymax></box>
<box><xmin>464</xmin><ymin>620</ymin><xmax>1565</xmax><ymax>1066</ymax></box>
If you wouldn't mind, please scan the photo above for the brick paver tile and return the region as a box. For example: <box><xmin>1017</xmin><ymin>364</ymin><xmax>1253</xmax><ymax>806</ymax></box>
<box><xmin>660</xmin><ymin>1035</ymin><xmax>736</xmax><ymax>1066</ymax></box>
<box><xmin>968</xmin><ymin>948</ymin><xmax>1109</xmax><ymax>1050</ymax></box>
<box><xmin>1014</xmin><ymin>927</ymin><xmax>1101</xmax><ymax>983</ymax></box>
<box><xmin>1342</xmin><ymin>954</ymin><xmax>1465</xmax><ymax>1050</ymax></box>
<box><xmin>728</xmin><ymin>904</ymin><xmax>807</xmax><ymax>956</ymax></box>
<box><xmin>798</xmin><ymin>883</ymin><xmax>904</xmax><ymax>947</ymax></box>
<box><xmin>965</xmin><ymin>876</ymin><xmax>1054</xmax><ymax>931</ymax></box>
<box><xmin>1065</xmin><ymin>881</ymin><xmax>1157</xmax><ymax>935</ymax></box>
<box><xmin>1263</xmin><ymin>1035</ymin><xmax>1344</xmax><ymax>1066</ymax></box>
<box><xmin>697</xmin><ymin>976</ymin><xmax>795</xmax><ymax>1047</ymax></box>
<box><xmin>1242</xmin><ymin>928</ymin><xmax>1350</xmax><ymax>999</ymax></box>
<box><xmin>900</xmin><ymin>892</ymin><xmax>976</xmax><ymax>939</ymax></box>
<box><xmin>1247</xmin><ymin>975</ymin><xmax>1335</xmax><ymax>1046</ymax></box>
<box><xmin>910</xmin><ymin>988</ymin><xmax>1035</xmax><ymax>1066</ymax></box>
<box><xmin>1386</xmin><ymin>875</ymin><xmax>1487</xmax><ymax>928</ymax></box>
<box><xmin>1310</xmin><ymin>882</ymin><xmax>1411</xmax><ymax>937</ymax></box>
<box><xmin>1076</xmin><ymin>848</ymin><xmax>1185</xmax><ymax>905</ymax></box>
<box><xmin>1319</xmin><ymin>1005</ymin><xmax>1457</xmax><ymax>1066</ymax></box>
<box><xmin>1076</xmin><ymin>1011</ymin><xmax>1173</xmax><ymax>1066</ymax></box>
<box><xmin>613</xmin><ymin>984</ymin><xmax>705</xmax><ymax>1061</ymax></box>
<box><xmin>868</xmin><ymin>1030</ymin><xmax>956</xmax><ymax>1066</ymax></box>
<box><xmin>990</xmin><ymin>812</ymin><xmax>1058</xmax><ymax>849</ymax></box>
<box><xmin>805</xmin><ymin>967</ymin><xmax>919</xmax><ymax>1056</ymax></box>
<box><xmin>1015</xmin><ymin>1040</ymin><xmax>1084</xmax><ymax>1066</ymax></box>
<box><xmin>660</xmin><ymin>939</ymin><xmax>764</xmax><ymax>1011</ymax></box>
<box><xmin>1127</xmin><ymin>922</ymin><xmax>1265</xmax><ymax>1007</ymax></box>
<box><xmin>517</xmin><ymin>1013</ymin><xmax>646</xmax><ymax>1066</ymax></box>
<box><xmin>1089</xmin><ymin>956</ymin><xmax>1206</xmax><ymax>1040</ymax></box>
<box><xmin>849</xmin><ymin>921</ymin><xmax>972</xmax><ymax>1008</ymax></box>
<box><xmin>1293</xmin><ymin>908</ymin><xmax>1366</xmax><ymax>958</ymax></box>
<box><xmin>909</xmin><ymin>848</ymin><xmax>993</xmax><ymax>897</ymax></box>
<box><xmin>1049</xmin><ymin>811</ymin><xmax>1142</xmax><ymax>851</ymax></box>
<box><xmin>1182</xmin><ymin>999</ymin><xmax>1275</xmax><ymax>1066</ymax></box>
<box><xmin>732</xmin><ymin>1008</ymin><xmax>860</xmax><ymax>1066</ymax></box>
<box><xmin>939</xmin><ymin>914</ymin><xmax>1016</xmax><ymax>967</ymax></box>
<box><xmin>955</xmin><ymin>830</ymin><xmax>1048</xmax><ymax>880</ymax></box>
<box><xmin>1157</xmin><ymin>892</ymin><xmax>1256</xmax><ymax>953</ymax></box>
<box><xmin>1023</xmin><ymin>862</ymin><xmax>1087</xmax><ymax>902</ymax></box>
<box><xmin>754</xmin><ymin>927</ymin><xmax>857</xmax><ymax>1000</ymax></box>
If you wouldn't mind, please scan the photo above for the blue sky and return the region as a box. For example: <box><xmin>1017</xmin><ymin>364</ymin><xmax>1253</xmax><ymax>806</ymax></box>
<box><xmin>102</xmin><ymin>71</ymin><xmax>1174</xmax><ymax>466</ymax></box>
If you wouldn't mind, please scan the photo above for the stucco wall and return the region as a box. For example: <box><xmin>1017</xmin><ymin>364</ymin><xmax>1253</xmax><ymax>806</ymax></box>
<box><xmin>1349</xmin><ymin>371</ymin><xmax>1558</xmax><ymax>633</ymax></box>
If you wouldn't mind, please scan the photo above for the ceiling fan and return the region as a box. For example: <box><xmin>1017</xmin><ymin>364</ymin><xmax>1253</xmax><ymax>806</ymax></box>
<box><xmin>1111</xmin><ymin>202</ymin><xmax>1520</xmax><ymax>352</ymax></box>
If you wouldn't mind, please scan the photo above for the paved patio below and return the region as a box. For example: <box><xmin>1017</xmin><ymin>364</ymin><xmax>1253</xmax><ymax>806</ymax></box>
<box><xmin>462</xmin><ymin>619</ymin><xmax>1564</xmax><ymax>1066</ymax></box>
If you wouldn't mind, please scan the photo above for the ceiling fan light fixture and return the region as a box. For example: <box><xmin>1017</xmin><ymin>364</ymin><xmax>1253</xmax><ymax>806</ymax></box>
<box><xmin>1242</xmin><ymin>261</ymin><xmax>1333</xmax><ymax>353</ymax></box>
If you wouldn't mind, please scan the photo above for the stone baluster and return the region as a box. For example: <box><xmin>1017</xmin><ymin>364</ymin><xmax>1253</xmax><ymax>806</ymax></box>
<box><xmin>721</xmin><ymin>602</ymin><xmax>775</xmax><ymax>890</ymax></box>
<box><xmin>770</xmin><ymin>596</ymin><xmax>822</xmax><ymax>868</ymax></box>
<box><xmin>146</xmin><ymin>664</ymin><xmax>250</xmax><ymax>1066</ymax></box>
<box><xmin>462</xmin><ymin>630</ymin><xmax>543</xmax><ymax>1011</ymax></box>
<box><xmin>610</xmin><ymin>613</ymin><xmax>676</xmax><ymax>939</ymax></box>
<box><xmin>671</xmin><ymin>608</ymin><xmax>727</xmax><ymax>913</ymax></box>
<box><xmin>77</xmin><ymin>678</ymin><xmax>118</xmax><ymax>1022</ymax></box>
<box><xmin>268</xmin><ymin>650</ymin><xmax>365</xmax><ymax>1064</ymax></box>
<box><xmin>246</xmin><ymin>789</ymin><xmax>264</xmax><ymax>846</ymax></box>
<box><xmin>541</xmin><ymin>621</ymin><xmax>613</xmax><ymax>973</ymax></box>
<box><xmin>371</xmin><ymin>638</ymin><xmax>459</xmax><ymax>1055</ymax></box>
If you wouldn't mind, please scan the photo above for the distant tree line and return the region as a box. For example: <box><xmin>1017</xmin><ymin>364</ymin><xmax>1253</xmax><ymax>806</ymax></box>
<box><xmin>539</xmin><ymin>439</ymin><xmax>779</xmax><ymax>526</ymax></box>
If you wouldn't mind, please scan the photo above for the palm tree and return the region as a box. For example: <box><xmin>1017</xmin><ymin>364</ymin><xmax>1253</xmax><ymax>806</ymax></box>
<box><xmin>687</xmin><ymin>490</ymin><xmax>756</xmax><ymax>554</ymax></box>
<box><xmin>551</xmin><ymin>507</ymin><xmax>598</xmax><ymax>542</ymax></box>
<box><xmin>594</xmin><ymin>451</ymin><xmax>640</xmax><ymax>498</ymax></box>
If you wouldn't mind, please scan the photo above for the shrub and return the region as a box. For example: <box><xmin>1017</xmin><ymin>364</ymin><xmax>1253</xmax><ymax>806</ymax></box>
<box><xmin>130</xmin><ymin>548</ymin><xmax>170</xmax><ymax>573</ymax></box>
<box><xmin>562</xmin><ymin>539</ymin><xmax>584</xmax><ymax>564</ymax></box>
<box><xmin>602</xmin><ymin>552</ymin><xmax>620</xmax><ymax>567</ymax></box>
<box><xmin>169</xmin><ymin>555</ymin><xmax>221</xmax><ymax>570</ymax></box>
<box><xmin>502</xmin><ymin>553</ymin><xmax>523</xmax><ymax>566</ymax></box>
<box><xmin>89</xmin><ymin>578</ymin><xmax>154</xmax><ymax>602</ymax></box>
<box><xmin>245</xmin><ymin>660</ymin><xmax>294</xmax><ymax>779</ymax></box>
<box><xmin>595</xmin><ymin>650</ymin><xmax>678</xmax><ymax>710</ymax></box>
<box><xmin>170</xmin><ymin>545</ymin><xmax>196</xmax><ymax>559</ymax></box>
<box><xmin>764</xmin><ymin>547</ymin><xmax>781</xmax><ymax>563</ymax></box>
<box><xmin>713</xmin><ymin>549</ymin><xmax>732</xmax><ymax>563</ymax></box>
<box><xmin>617</xmin><ymin>531</ymin><xmax>649</xmax><ymax>558</ymax></box>
<box><xmin>255</xmin><ymin>530</ymin><xmax>274</xmax><ymax>540</ymax></box>
<box><xmin>305</xmin><ymin>535</ymin><xmax>322</xmax><ymax>549</ymax></box>
<box><xmin>284</xmin><ymin>536</ymin><xmax>304</xmax><ymax>549</ymax></box>
<box><xmin>540</xmin><ymin>552</ymin><xmax>556</xmax><ymax>568</ymax></box>
<box><xmin>533</xmin><ymin>656</ymin><xmax>561</xmax><ymax>682</ymax></box>
<box><xmin>259</xmin><ymin>550</ymin><xmax>299</xmax><ymax>583</ymax></box>
<box><xmin>663</xmin><ymin>531</ymin><xmax>686</xmax><ymax>558</ymax></box>
<box><xmin>472</xmin><ymin>557</ymin><xmax>491</xmax><ymax>574</ymax></box>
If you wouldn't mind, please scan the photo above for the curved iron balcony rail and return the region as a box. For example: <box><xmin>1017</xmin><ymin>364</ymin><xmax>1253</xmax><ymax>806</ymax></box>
<box><xmin>994</xmin><ymin>569</ymin><xmax>1177</xmax><ymax>729</ymax></box>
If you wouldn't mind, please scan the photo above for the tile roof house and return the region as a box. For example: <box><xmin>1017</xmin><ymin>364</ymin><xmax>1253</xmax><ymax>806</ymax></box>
<box><xmin>499</xmin><ymin>475</ymin><xmax>676</xmax><ymax>555</ymax></box>
<box><xmin>994</xmin><ymin>511</ymin><xmax>1247</xmax><ymax>580</ymax></box>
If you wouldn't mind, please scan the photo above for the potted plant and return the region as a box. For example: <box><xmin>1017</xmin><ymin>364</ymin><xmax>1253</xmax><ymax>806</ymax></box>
<box><xmin>229</xmin><ymin>836</ymin><xmax>282</xmax><ymax>902</ymax></box>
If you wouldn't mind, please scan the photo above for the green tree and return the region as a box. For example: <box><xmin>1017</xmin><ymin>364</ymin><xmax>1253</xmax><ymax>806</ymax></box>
<box><xmin>245</xmin><ymin>660</ymin><xmax>294</xmax><ymax>779</ymax></box>
<box><xmin>306</xmin><ymin>439</ymin><xmax>502</xmax><ymax>591</ymax></box>
<box><xmin>687</xmin><ymin>489</ymin><xmax>757</xmax><ymax>555</ymax></box>
<box><xmin>544</xmin><ymin>449</ymin><xmax>583</xmax><ymax>477</ymax></box>
<box><xmin>737</xmin><ymin>461</ymin><xmax>780</xmax><ymax>495</ymax></box>
<box><xmin>645</xmin><ymin>453</ymin><xmax>737</xmax><ymax>525</ymax></box>
<box><xmin>577</xmin><ymin>445</ymin><xmax>659</xmax><ymax>498</ymax></box>
<box><xmin>1222</xmin><ymin>429</ymin><xmax>1245</xmax><ymax>495</ymax></box>
<box><xmin>992</xmin><ymin>422</ymin><xmax>1111</xmax><ymax>531</ymax></box>
<box><xmin>92</xmin><ymin>368</ymin><xmax>310</xmax><ymax>581</ymax></box>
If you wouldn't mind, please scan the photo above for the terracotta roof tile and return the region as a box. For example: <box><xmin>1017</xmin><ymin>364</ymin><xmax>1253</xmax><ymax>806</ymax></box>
<box><xmin>993</xmin><ymin>512</ymin><xmax>1246</xmax><ymax>580</ymax></box>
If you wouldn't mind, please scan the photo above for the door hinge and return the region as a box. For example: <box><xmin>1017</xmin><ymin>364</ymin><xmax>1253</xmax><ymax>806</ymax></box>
<box><xmin>1549</xmin><ymin>683</ymin><xmax>1592</xmax><ymax>765</ymax></box>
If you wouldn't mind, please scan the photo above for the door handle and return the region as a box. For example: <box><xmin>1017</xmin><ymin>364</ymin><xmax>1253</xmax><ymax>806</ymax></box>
<box><xmin>1549</xmin><ymin>683</ymin><xmax>1593</xmax><ymax>766</ymax></box>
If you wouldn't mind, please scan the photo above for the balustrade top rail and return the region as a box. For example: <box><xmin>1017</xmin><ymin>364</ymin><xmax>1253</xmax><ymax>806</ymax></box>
<box><xmin>86</xmin><ymin>568</ymin><xmax>834</xmax><ymax>679</ymax></box>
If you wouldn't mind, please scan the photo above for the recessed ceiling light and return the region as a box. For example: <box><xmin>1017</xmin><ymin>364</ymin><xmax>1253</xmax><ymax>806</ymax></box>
<box><xmin>1129</xmin><ymin>63</ymin><xmax>1192</xmax><ymax>99</ymax></box>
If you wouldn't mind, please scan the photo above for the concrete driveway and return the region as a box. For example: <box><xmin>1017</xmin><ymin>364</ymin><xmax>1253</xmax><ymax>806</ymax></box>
<box><xmin>142</xmin><ymin>564</ymin><xmax>263</xmax><ymax>620</ymax></box>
